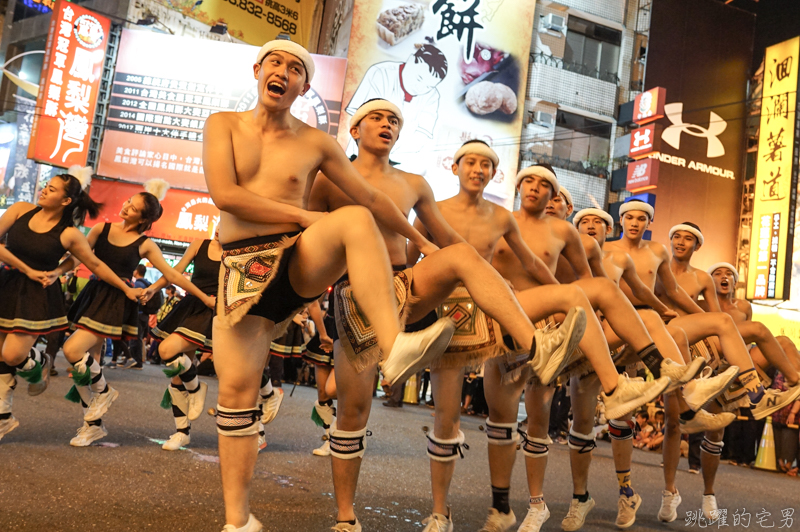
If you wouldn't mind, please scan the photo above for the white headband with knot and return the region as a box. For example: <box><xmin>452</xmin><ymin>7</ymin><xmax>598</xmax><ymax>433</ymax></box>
<box><xmin>708</xmin><ymin>262</ymin><xmax>739</xmax><ymax>284</ymax></box>
<box><xmin>560</xmin><ymin>187</ymin><xmax>573</xmax><ymax>207</ymax></box>
<box><xmin>349</xmin><ymin>99</ymin><xmax>404</xmax><ymax>131</ymax></box>
<box><xmin>516</xmin><ymin>164</ymin><xmax>559</xmax><ymax>196</ymax></box>
<box><xmin>669</xmin><ymin>223</ymin><xmax>704</xmax><ymax>246</ymax></box>
<box><xmin>453</xmin><ymin>142</ymin><xmax>499</xmax><ymax>167</ymax></box>
<box><xmin>619</xmin><ymin>200</ymin><xmax>654</xmax><ymax>220</ymax></box>
<box><xmin>573</xmin><ymin>208</ymin><xmax>613</xmax><ymax>228</ymax></box>
<box><xmin>256</xmin><ymin>40</ymin><xmax>315</xmax><ymax>82</ymax></box>
<box><xmin>67</xmin><ymin>165</ymin><xmax>93</xmax><ymax>191</ymax></box>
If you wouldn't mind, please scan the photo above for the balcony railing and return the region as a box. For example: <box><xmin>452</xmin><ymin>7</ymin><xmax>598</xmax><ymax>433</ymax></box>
<box><xmin>522</xmin><ymin>152</ymin><xmax>609</xmax><ymax>179</ymax></box>
<box><xmin>530</xmin><ymin>52</ymin><xmax>620</xmax><ymax>85</ymax></box>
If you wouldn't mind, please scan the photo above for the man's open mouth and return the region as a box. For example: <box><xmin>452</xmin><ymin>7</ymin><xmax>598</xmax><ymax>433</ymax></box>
<box><xmin>721</xmin><ymin>280</ymin><xmax>729</xmax><ymax>288</ymax></box>
<box><xmin>378</xmin><ymin>131</ymin><xmax>392</xmax><ymax>140</ymax></box>
<box><xmin>267</xmin><ymin>81</ymin><xmax>286</xmax><ymax>96</ymax></box>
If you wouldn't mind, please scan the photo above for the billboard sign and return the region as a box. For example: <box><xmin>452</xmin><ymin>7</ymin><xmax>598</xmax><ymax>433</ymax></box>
<box><xmin>626</xmin><ymin>158</ymin><xmax>659</xmax><ymax>192</ymax></box>
<box><xmin>628</xmin><ymin>123</ymin><xmax>661</xmax><ymax>160</ymax></box>
<box><xmin>28</xmin><ymin>0</ymin><xmax>111</xmax><ymax>168</ymax></box>
<box><xmin>97</xmin><ymin>29</ymin><xmax>347</xmax><ymax>191</ymax></box>
<box><xmin>337</xmin><ymin>0</ymin><xmax>537</xmax><ymax>208</ymax></box>
<box><xmin>633</xmin><ymin>86</ymin><xmax>667</xmax><ymax>125</ymax></box>
<box><xmin>747</xmin><ymin>37</ymin><xmax>800</xmax><ymax>300</ymax></box>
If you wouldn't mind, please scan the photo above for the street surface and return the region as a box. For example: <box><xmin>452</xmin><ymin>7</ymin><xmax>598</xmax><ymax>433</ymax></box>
<box><xmin>2</xmin><ymin>359</ymin><xmax>798</xmax><ymax>531</ymax></box>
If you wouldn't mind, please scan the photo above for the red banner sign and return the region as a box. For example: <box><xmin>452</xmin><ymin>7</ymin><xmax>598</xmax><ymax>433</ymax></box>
<box><xmin>626</xmin><ymin>158</ymin><xmax>660</xmax><ymax>192</ymax></box>
<box><xmin>633</xmin><ymin>87</ymin><xmax>667</xmax><ymax>125</ymax></box>
<box><xmin>88</xmin><ymin>179</ymin><xmax>220</xmax><ymax>243</ymax></box>
<box><xmin>28</xmin><ymin>0</ymin><xmax>110</xmax><ymax>168</ymax></box>
<box><xmin>629</xmin><ymin>123</ymin><xmax>661</xmax><ymax>160</ymax></box>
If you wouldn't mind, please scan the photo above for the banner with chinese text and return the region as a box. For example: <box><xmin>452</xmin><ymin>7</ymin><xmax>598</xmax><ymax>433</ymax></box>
<box><xmin>338</xmin><ymin>0</ymin><xmax>536</xmax><ymax>208</ymax></box>
<box><xmin>747</xmin><ymin>36</ymin><xmax>800</xmax><ymax>300</ymax></box>
<box><xmin>96</xmin><ymin>29</ymin><xmax>347</xmax><ymax>191</ymax></box>
<box><xmin>147</xmin><ymin>0</ymin><xmax>317</xmax><ymax>48</ymax></box>
<box><xmin>28</xmin><ymin>0</ymin><xmax>111</xmax><ymax>168</ymax></box>
<box><xmin>89</xmin><ymin>179</ymin><xmax>221</xmax><ymax>243</ymax></box>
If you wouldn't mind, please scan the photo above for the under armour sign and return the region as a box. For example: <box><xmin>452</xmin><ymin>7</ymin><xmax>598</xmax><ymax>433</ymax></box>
<box><xmin>628</xmin><ymin>123</ymin><xmax>661</xmax><ymax>160</ymax></box>
<box><xmin>661</xmin><ymin>102</ymin><xmax>727</xmax><ymax>158</ymax></box>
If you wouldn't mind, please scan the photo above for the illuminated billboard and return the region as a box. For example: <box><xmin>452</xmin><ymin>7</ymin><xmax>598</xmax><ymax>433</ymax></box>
<box><xmin>337</xmin><ymin>0</ymin><xmax>537</xmax><ymax>208</ymax></box>
<box><xmin>747</xmin><ymin>36</ymin><xmax>800</xmax><ymax>300</ymax></box>
<box><xmin>28</xmin><ymin>0</ymin><xmax>111</xmax><ymax>168</ymax></box>
<box><xmin>97</xmin><ymin>29</ymin><xmax>347</xmax><ymax>191</ymax></box>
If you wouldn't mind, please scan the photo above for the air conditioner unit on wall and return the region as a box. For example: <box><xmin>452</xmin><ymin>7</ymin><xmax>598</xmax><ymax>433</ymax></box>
<box><xmin>533</xmin><ymin>111</ymin><xmax>554</xmax><ymax>127</ymax></box>
<box><xmin>542</xmin><ymin>13</ymin><xmax>566</xmax><ymax>34</ymax></box>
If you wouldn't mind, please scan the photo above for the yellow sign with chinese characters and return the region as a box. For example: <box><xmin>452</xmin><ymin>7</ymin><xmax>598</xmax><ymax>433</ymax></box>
<box><xmin>747</xmin><ymin>36</ymin><xmax>800</xmax><ymax>300</ymax></box>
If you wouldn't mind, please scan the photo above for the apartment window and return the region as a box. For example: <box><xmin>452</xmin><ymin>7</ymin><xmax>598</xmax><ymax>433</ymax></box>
<box><xmin>563</xmin><ymin>16</ymin><xmax>621</xmax><ymax>83</ymax></box>
<box><xmin>553</xmin><ymin>110</ymin><xmax>612</xmax><ymax>166</ymax></box>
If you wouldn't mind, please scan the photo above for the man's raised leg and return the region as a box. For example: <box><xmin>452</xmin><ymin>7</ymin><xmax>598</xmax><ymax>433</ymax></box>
<box><xmin>736</xmin><ymin>321</ymin><xmax>799</xmax><ymax>385</ymax></box>
<box><xmin>214</xmin><ymin>315</ymin><xmax>272</xmax><ymax>529</ymax></box>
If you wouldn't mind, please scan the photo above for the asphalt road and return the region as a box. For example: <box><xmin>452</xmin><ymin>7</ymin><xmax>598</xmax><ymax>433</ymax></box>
<box><xmin>2</xmin><ymin>358</ymin><xmax>798</xmax><ymax>532</ymax></box>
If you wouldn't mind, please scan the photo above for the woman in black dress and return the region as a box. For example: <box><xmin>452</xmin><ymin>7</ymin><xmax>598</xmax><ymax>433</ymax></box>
<box><xmin>0</xmin><ymin>168</ymin><xmax>139</xmax><ymax>443</ymax></box>
<box><xmin>59</xmin><ymin>179</ymin><xmax>216</xmax><ymax>447</ymax></box>
<box><xmin>148</xmin><ymin>233</ymin><xmax>221</xmax><ymax>450</ymax></box>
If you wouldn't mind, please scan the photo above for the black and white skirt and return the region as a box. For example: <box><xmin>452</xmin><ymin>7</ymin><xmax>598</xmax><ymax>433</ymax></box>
<box><xmin>0</xmin><ymin>267</ymin><xmax>68</xmax><ymax>335</ymax></box>
<box><xmin>151</xmin><ymin>294</ymin><xmax>214</xmax><ymax>351</ymax></box>
<box><xmin>68</xmin><ymin>278</ymin><xmax>139</xmax><ymax>340</ymax></box>
<box><xmin>269</xmin><ymin>321</ymin><xmax>307</xmax><ymax>359</ymax></box>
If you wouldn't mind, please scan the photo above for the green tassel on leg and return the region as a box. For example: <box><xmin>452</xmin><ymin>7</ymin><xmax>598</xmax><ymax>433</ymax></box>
<box><xmin>162</xmin><ymin>363</ymin><xmax>184</xmax><ymax>378</ymax></box>
<box><xmin>160</xmin><ymin>387</ymin><xmax>173</xmax><ymax>409</ymax></box>
<box><xmin>17</xmin><ymin>360</ymin><xmax>42</xmax><ymax>384</ymax></box>
<box><xmin>311</xmin><ymin>406</ymin><xmax>325</xmax><ymax>428</ymax></box>
<box><xmin>65</xmin><ymin>385</ymin><xmax>82</xmax><ymax>403</ymax></box>
<box><xmin>70</xmin><ymin>364</ymin><xmax>91</xmax><ymax>387</ymax></box>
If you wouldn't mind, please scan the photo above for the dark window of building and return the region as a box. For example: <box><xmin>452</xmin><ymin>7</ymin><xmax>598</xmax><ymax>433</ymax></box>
<box><xmin>563</xmin><ymin>16</ymin><xmax>621</xmax><ymax>83</ymax></box>
<box><xmin>553</xmin><ymin>110</ymin><xmax>612</xmax><ymax>165</ymax></box>
<box><xmin>13</xmin><ymin>0</ymin><xmax>53</xmax><ymax>22</ymax></box>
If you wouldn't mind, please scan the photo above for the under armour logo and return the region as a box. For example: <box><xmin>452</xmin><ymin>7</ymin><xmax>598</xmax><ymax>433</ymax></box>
<box><xmin>662</xmin><ymin>102</ymin><xmax>727</xmax><ymax>158</ymax></box>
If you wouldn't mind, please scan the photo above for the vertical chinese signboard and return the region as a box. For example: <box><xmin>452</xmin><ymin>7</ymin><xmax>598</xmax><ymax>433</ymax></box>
<box><xmin>747</xmin><ymin>37</ymin><xmax>800</xmax><ymax>300</ymax></box>
<box><xmin>28</xmin><ymin>0</ymin><xmax>110</xmax><ymax>168</ymax></box>
<box><xmin>338</xmin><ymin>0</ymin><xmax>537</xmax><ymax>209</ymax></box>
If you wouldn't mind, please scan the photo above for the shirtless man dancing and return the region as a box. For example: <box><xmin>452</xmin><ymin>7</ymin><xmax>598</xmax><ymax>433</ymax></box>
<box><xmin>308</xmin><ymin>103</ymin><xmax>585</xmax><ymax>532</ymax></box>
<box><xmin>204</xmin><ymin>42</ymin><xmax>459</xmax><ymax>532</ymax></box>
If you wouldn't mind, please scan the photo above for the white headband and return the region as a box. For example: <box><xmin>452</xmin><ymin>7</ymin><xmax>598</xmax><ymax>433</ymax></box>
<box><xmin>256</xmin><ymin>40</ymin><xmax>315</xmax><ymax>82</ymax></box>
<box><xmin>669</xmin><ymin>223</ymin><xmax>704</xmax><ymax>246</ymax></box>
<box><xmin>619</xmin><ymin>201</ymin><xmax>654</xmax><ymax>220</ymax></box>
<box><xmin>516</xmin><ymin>164</ymin><xmax>559</xmax><ymax>196</ymax></box>
<box><xmin>559</xmin><ymin>187</ymin><xmax>573</xmax><ymax>207</ymax></box>
<box><xmin>453</xmin><ymin>142</ymin><xmax>499</xmax><ymax>168</ymax></box>
<box><xmin>349</xmin><ymin>99</ymin><xmax>404</xmax><ymax>131</ymax></box>
<box><xmin>707</xmin><ymin>262</ymin><xmax>739</xmax><ymax>284</ymax></box>
<box><xmin>573</xmin><ymin>208</ymin><xmax>613</xmax><ymax>228</ymax></box>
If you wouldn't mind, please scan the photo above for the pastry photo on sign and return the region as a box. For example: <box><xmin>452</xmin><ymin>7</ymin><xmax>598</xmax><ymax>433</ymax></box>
<box><xmin>377</xmin><ymin>2</ymin><xmax>428</xmax><ymax>46</ymax></box>
<box><xmin>460</xmin><ymin>42</ymin><xmax>520</xmax><ymax>121</ymax></box>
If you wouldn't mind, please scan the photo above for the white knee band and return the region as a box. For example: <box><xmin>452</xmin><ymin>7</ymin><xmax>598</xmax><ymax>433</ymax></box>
<box><xmin>216</xmin><ymin>405</ymin><xmax>261</xmax><ymax>437</ymax></box>
<box><xmin>701</xmin><ymin>437</ymin><xmax>724</xmax><ymax>456</ymax></box>
<box><xmin>330</xmin><ymin>428</ymin><xmax>367</xmax><ymax>460</ymax></box>
<box><xmin>485</xmin><ymin>419</ymin><xmax>520</xmax><ymax>446</ymax></box>
<box><xmin>608</xmin><ymin>419</ymin><xmax>634</xmax><ymax>441</ymax></box>
<box><xmin>568</xmin><ymin>427</ymin><xmax>596</xmax><ymax>453</ymax></box>
<box><xmin>520</xmin><ymin>430</ymin><xmax>552</xmax><ymax>458</ymax></box>
<box><xmin>427</xmin><ymin>430</ymin><xmax>467</xmax><ymax>462</ymax></box>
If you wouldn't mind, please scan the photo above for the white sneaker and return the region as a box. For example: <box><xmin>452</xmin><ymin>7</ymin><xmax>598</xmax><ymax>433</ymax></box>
<box><xmin>422</xmin><ymin>510</ymin><xmax>454</xmax><ymax>532</ymax></box>
<box><xmin>221</xmin><ymin>514</ymin><xmax>263</xmax><ymax>532</ymax></box>
<box><xmin>84</xmin><ymin>387</ymin><xmax>119</xmax><ymax>422</ymax></box>
<box><xmin>602</xmin><ymin>374</ymin><xmax>671</xmax><ymax>420</ymax></box>
<box><xmin>331</xmin><ymin>519</ymin><xmax>361</xmax><ymax>532</ymax></box>
<box><xmin>561</xmin><ymin>497</ymin><xmax>595</xmax><ymax>531</ymax></box>
<box><xmin>162</xmin><ymin>432</ymin><xmax>190</xmax><ymax>451</ymax></box>
<box><xmin>381</xmin><ymin>318</ymin><xmax>455</xmax><ymax>387</ymax></box>
<box><xmin>660</xmin><ymin>357</ymin><xmax>705</xmax><ymax>392</ymax></box>
<box><xmin>682</xmin><ymin>366</ymin><xmax>739</xmax><ymax>411</ymax></box>
<box><xmin>313</xmin><ymin>440</ymin><xmax>331</xmax><ymax>456</ymax></box>
<box><xmin>615</xmin><ymin>493</ymin><xmax>641</xmax><ymax>528</ymax></box>
<box><xmin>186</xmin><ymin>381</ymin><xmax>208</xmax><ymax>421</ymax></box>
<box><xmin>679</xmin><ymin>409</ymin><xmax>736</xmax><ymax>434</ymax></box>
<box><xmin>658</xmin><ymin>489</ymin><xmax>681</xmax><ymax>522</ymax></box>
<box><xmin>752</xmin><ymin>384</ymin><xmax>800</xmax><ymax>420</ymax></box>
<box><xmin>530</xmin><ymin>307</ymin><xmax>586</xmax><ymax>385</ymax></box>
<box><xmin>70</xmin><ymin>422</ymin><xmax>108</xmax><ymax>447</ymax></box>
<box><xmin>257</xmin><ymin>422</ymin><xmax>267</xmax><ymax>452</ymax></box>
<box><xmin>518</xmin><ymin>505</ymin><xmax>550</xmax><ymax>532</ymax></box>
<box><xmin>28</xmin><ymin>353</ymin><xmax>51</xmax><ymax>396</ymax></box>
<box><xmin>260</xmin><ymin>388</ymin><xmax>284</xmax><ymax>425</ymax></box>
<box><xmin>313</xmin><ymin>400</ymin><xmax>335</xmax><ymax>428</ymax></box>
<box><xmin>479</xmin><ymin>508</ymin><xmax>516</xmax><ymax>531</ymax></box>
<box><xmin>0</xmin><ymin>416</ymin><xmax>20</xmax><ymax>441</ymax></box>
<box><xmin>702</xmin><ymin>494</ymin><xmax>719</xmax><ymax>521</ymax></box>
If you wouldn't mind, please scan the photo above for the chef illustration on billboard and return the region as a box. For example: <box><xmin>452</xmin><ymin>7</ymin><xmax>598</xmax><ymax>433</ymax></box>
<box><xmin>345</xmin><ymin>42</ymin><xmax>448</xmax><ymax>173</ymax></box>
